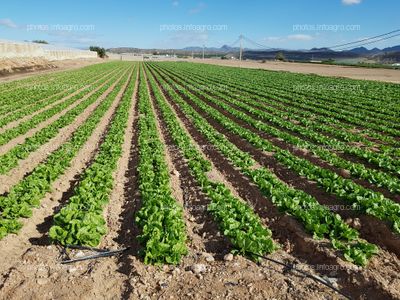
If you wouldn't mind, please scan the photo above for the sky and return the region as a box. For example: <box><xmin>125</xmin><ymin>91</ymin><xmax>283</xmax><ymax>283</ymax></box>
<box><xmin>0</xmin><ymin>0</ymin><xmax>399</xmax><ymax>50</ymax></box>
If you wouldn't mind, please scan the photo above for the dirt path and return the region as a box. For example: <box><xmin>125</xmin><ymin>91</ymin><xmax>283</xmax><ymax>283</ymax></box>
<box><xmin>185</xmin><ymin>58</ymin><xmax>400</xmax><ymax>84</ymax></box>
<box><xmin>0</xmin><ymin>58</ymin><xmax>102</xmax><ymax>83</ymax></box>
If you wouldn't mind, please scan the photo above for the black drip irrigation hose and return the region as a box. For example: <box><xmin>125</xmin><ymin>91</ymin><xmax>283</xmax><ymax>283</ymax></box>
<box><xmin>65</xmin><ymin>244</ymin><xmax>111</xmax><ymax>253</ymax></box>
<box><xmin>56</xmin><ymin>244</ymin><xmax>350</xmax><ymax>298</ymax></box>
<box><xmin>59</xmin><ymin>244</ymin><xmax>130</xmax><ymax>264</ymax></box>
<box><xmin>248</xmin><ymin>252</ymin><xmax>352</xmax><ymax>300</ymax></box>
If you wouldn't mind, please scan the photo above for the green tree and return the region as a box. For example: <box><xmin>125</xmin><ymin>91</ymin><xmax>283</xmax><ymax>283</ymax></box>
<box><xmin>32</xmin><ymin>40</ymin><xmax>48</xmax><ymax>44</ymax></box>
<box><xmin>89</xmin><ymin>46</ymin><xmax>106</xmax><ymax>58</ymax></box>
<box><xmin>275</xmin><ymin>51</ymin><xmax>286</xmax><ymax>61</ymax></box>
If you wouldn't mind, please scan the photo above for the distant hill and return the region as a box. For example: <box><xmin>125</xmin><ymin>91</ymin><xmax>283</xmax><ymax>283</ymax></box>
<box><xmin>348</xmin><ymin>47</ymin><xmax>380</xmax><ymax>55</ymax></box>
<box><xmin>106</xmin><ymin>47</ymin><xmax>141</xmax><ymax>54</ymax></box>
<box><xmin>382</xmin><ymin>45</ymin><xmax>400</xmax><ymax>52</ymax></box>
<box><xmin>181</xmin><ymin>45</ymin><xmax>241</xmax><ymax>52</ymax></box>
<box><xmin>106</xmin><ymin>44</ymin><xmax>400</xmax><ymax>63</ymax></box>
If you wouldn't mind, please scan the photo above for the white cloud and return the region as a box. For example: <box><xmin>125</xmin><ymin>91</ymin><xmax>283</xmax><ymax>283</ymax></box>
<box><xmin>265</xmin><ymin>36</ymin><xmax>283</xmax><ymax>42</ymax></box>
<box><xmin>287</xmin><ymin>34</ymin><xmax>314</xmax><ymax>41</ymax></box>
<box><xmin>0</xmin><ymin>18</ymin><xmax>18</xmax><ymax>29</ymax></box>
<box><xmin>342</xmin><ymin>0</ymin><xmax>362</xmax><ymax>5</ymax></box>
<box><xmin>265</xmin><ymin>34</ymin><xmax>314</xmax><ymax>43</ymax></box>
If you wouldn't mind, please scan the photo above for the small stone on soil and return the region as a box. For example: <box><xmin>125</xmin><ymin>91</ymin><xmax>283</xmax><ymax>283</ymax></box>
<box><xmin>224</xmin><ymin>253</ymin><xmax>234</xmax><ymax>262</ymax></box>
<box><xmin>68</xmin><ymin>267</ymin><xmax>78</xmax><ymax>273</ymax></box>
<box><xmin>36</xmin><ymin>277</ymin><xmax>49</xmax><ymax>285</ymax></box>
<box><xmin>205</xmin><ymin>255</ymin><xmax>215</xmax><ymax>263</ymax></box>
<box><xmin>191</xmin><ymin>264</ymin><xmax>206</xmax><ymax>274</ymax></box>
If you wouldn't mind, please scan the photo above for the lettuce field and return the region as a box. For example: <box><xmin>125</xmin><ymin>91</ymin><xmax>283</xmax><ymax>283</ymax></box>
<box><xmin>0</xmin><ymin>61</ymin><xmax>399</xmax><ymax>299</ymax></box>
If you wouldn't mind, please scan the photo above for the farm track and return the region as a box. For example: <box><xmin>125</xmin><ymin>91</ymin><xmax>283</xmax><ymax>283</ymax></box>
<box><xmin>0</xmin><ymin>61</ymin><xmax>399</xmax><ymax>299</ymax></box>
<box><xmin>147</xmin><ymin>64</ymin><xmax>400</xmax><ymax>299</ymax></box>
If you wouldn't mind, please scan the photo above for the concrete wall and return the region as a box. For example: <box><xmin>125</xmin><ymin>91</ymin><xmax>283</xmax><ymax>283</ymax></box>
<box><xmin>0</xmin><ymin>41</ymin><xmax>97</xmax><ymax>60</ymax></box>
<box><xmin>106</xmin><ymin>53</ymin><xmax>144</xmax><ymax>61</ymax></box>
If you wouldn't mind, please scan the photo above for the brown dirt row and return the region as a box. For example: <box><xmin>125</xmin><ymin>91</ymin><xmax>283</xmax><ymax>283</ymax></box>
<box><xmin>188</xmin><ymin>58</ymin><xmax>400</xmax><ymax>84</ymax></box>
<box><xmin>0</xmin><ymin>67</ymin><xmax>119</xmax><ymax>132</ymax></box>
<box><xmin>0</xmin><ymin>68</ymin><xmax>130</xmax><ymax>195</ymax></box>
<box><xmin>0</xmin><ymin>58</ymin><xmax>102</xmax><ymax>83</ymax></box>
<box><xmin>0</xmin><ymin>64</ymin><xmax>114</xmax><ymax>119</ymax></box>
<box><xmin>0</xmin><ymin>88</ymin><xmax>71</xmax><ymax>127</ymax></box>
<box><xmin>0</xmin><ymin>67</ymin><xmax>135</xmax><ymax>299</ymax></box>
<box><xmin>227</xmin><ymin>103</ymin><xmax>400</xmax><ymax>201</ymax></box>
<box><xmin>243</xmin><ymin>89</ymin><xmax>398</xmax><ymax>150</ymax></box>
<box><xmin>199</xmin><ymin>90</ymin><xmax>400</xmax><ymax>255</ymax></box>
<box><xmin>144</xmin><ymin>66</ymin><xmax>349</xmax><ymax>300</ymax></box>
<box><xmin>147</xmin><ymin>64</ymin><xmax>400</xmax><ymax>299</ymax></box>
<box><xmin>144</xmin><ymin>65</ymin><xmax>232</xmax><ymax>253</ymax></box>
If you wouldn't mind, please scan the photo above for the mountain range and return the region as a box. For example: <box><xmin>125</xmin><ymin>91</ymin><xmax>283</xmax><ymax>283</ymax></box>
<box><xmin>107</xmin><ymin>44</ymin><xmax>400</xmax><ymax>63</ymax></box>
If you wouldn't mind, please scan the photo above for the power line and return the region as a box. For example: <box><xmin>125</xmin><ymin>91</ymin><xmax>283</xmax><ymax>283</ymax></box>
<box><xmin>205</xmin><ymin>29</ymin><xmax>400</xmax><ymax>57</ymax></box>
<box><xmin>335</xmin><ymin>32</ymin><xmax>400</xmax><ymax>51</ymax></box>
<box><xmin>327</xmin><ymin>29</ymin><xmax>400</xmax><ymax>49</ymax></box>
<box><xmin>242</xmin><ymin>35</ymin><xmax>279</xmax><ymax>50</ymax></box>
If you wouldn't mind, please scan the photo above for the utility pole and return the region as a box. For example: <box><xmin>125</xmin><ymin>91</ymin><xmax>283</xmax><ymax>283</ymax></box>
<box><xmin>191</xmin><ymin>51</ymin><xmax>194</xmax><ymax>59</ymax></box>
<box><xmin>202</xmin><ymin>44</ymin><xmax>205</xmax><ymax>59</ymax></box>
<box><xmin>239</xmin><ymin>34</ymin><xmax>243</xmax><ymax>67</ymax></box>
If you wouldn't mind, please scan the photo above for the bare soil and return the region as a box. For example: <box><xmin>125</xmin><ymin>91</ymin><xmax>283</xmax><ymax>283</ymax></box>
<box><xmin>187</xmin><ymin>58</ymin><xmax>400</xmax><ymax>84</ymax></box>
<box><xmin>0</xmin><ymin>58</ymin><xmax>102</xmax><ymax>83</ymax></box>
